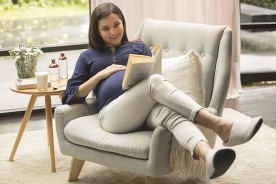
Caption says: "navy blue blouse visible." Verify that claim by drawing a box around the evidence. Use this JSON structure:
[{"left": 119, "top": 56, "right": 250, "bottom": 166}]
[{"left": 62, "top": 41, "right": 152, "bottom": 111}]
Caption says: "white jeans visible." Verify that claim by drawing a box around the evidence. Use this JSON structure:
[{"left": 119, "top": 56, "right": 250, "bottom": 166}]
[{"left": 98, "top": 74, "right": 207, "bottom": 155}]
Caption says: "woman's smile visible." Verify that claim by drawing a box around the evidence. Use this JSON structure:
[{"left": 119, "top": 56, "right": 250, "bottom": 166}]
[{"left": 98, "top": 13, "right": 124, "bottom": 48}]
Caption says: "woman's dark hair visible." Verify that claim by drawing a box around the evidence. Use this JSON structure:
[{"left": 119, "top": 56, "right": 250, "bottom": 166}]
[{"left": 89, "top": 3, "right": 128, "bottom": 50}]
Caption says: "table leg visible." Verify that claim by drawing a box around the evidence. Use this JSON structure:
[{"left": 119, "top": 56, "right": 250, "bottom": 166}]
[
  {"left": 9, "top": 95, "right": 37, "bottom": 161},
  {"left": 45, "top": 95, "right": 56, "bottom": 172},
  {"left": 58, "top": 94, "right": 63, "bottom": 101}
]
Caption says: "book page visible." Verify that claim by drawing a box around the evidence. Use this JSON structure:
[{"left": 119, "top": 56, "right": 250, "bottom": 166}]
[
  {"left": 122, "top": 54, "right": 155, "bottom": 89},
  {"left": 124, "top": 62, "right": 155, "bottom": 88}
]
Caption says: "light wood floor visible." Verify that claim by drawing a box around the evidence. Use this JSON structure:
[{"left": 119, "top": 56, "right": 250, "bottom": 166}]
[{"left": 0, "top": 85, "right": 275, "bottom": 134}]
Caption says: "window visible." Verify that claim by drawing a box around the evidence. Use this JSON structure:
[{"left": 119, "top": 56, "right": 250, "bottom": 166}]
[
  {"left": 240, "top": 0, "right": 276, "bottom": 83},
  {"left": 0, "top": 0, "right": 89, "bottom": 51},
  {"left": 0, "top": 0, "right": 90, "bottom": 114}
]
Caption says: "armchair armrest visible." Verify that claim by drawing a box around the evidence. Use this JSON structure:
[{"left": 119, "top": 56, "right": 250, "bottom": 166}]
[
  {"left": 55, "top": 97, "right": 98, "bottom": 127},
  {"left": 54, "top": 97, "right": 98, "bottom": 146}
]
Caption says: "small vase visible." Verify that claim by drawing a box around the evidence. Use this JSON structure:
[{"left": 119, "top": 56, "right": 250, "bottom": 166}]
[{"left": 15, "top": 56, "right": 37, "bottom": 79}]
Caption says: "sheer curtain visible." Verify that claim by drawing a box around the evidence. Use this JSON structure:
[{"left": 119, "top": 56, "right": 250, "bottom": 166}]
[{"left": 91, "top": 0, "right": 242, "bottom": 98}]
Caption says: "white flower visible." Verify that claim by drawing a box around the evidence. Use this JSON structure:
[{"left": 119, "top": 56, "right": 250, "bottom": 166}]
[
  {"left": 27, "top": 37, "right": 33, "bottom": 43},
  {"left": 9, "top": 38, "right": 43, "bottom": 60}
]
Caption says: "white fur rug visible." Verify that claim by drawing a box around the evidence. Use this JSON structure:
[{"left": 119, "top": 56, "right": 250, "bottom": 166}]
[{"left": 0, "top": 108, "right": 276, "bottom": 184}]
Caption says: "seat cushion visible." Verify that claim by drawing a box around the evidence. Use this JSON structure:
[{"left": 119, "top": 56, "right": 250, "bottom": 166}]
[{"left": 64, "top": 114, "right": 153, "bottom": 159}]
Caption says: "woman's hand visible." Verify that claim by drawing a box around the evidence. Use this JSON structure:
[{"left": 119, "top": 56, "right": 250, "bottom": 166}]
[
  {"left": 76, "top": 64, "right": 126, "bottom": 98},
  {"left": 97, "top": 64, "right": 126, "bottom": 80}
]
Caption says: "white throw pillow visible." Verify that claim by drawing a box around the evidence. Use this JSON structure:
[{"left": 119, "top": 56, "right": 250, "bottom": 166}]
[
  {"left": 164, "top": 51, "right": 210, "bottom": 178},
  {"left": 162, "top": 50, "right": 205, "bottom": 106}
]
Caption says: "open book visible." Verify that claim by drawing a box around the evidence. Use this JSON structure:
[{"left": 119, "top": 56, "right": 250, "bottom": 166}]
[{"left": 122, "top": 44, "right": 162, "bottom": 90}]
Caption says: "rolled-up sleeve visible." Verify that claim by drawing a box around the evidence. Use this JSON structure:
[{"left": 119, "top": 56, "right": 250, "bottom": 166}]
[
  {"left": 62, "top": 54, "right": 90, "bottom": 104},
  {"left": 142, "top": 42, "right": 152, "bottom": 57}
]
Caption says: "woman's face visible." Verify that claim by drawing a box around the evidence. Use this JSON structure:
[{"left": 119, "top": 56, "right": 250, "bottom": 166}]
[{"left": 98, "top": 13, "right": 124, "bottom": 48}]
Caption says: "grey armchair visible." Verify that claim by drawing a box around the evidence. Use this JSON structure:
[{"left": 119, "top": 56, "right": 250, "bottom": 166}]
[{"left": 55, "top": 19, "right": 232, "bottom": 183}]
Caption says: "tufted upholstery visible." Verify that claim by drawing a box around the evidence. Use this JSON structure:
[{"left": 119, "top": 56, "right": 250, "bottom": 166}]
[
  {"left": 135, "top": 19, "right": 232, "bottom": 115},
  {"left": 55, "top": 19, "right": 232, "bottom": 182}
]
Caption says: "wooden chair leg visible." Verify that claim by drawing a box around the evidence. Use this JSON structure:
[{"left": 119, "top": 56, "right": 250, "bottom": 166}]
[
  {"left": 145, "top": 176, "right": 158, "bottom": 184},
  {"left": 68, "top": 158, "right": 85, "bottom": 182}
]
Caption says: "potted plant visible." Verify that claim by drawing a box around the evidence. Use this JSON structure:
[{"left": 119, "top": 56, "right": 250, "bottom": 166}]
[{"left": 9, "top": 37, "right": 43, "bottom": 79}]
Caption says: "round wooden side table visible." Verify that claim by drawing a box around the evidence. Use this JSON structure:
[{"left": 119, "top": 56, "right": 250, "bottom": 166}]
[{"left": 9, "top": 80, "right": 66, "bottom": 172}]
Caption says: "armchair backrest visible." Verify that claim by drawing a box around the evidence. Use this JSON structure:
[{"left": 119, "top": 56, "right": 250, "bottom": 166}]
[{"left": 134, "top": 19, "right": 232, "bottom": 115}]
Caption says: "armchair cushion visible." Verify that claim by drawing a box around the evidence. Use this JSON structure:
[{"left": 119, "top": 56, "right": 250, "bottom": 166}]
[
  {"left": 161, "top": 50, "right": 210, "bottom": 178},
  {"left": 64, "top": 114, "right": 152, "bottom": 159},
  {"left": 162, "top": 50, "right": 205, "bottom": 106}
]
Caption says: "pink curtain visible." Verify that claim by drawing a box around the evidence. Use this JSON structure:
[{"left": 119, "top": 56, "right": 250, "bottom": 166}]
[{"left": 91, "top": 0, "right": 242, "bottom": 98}]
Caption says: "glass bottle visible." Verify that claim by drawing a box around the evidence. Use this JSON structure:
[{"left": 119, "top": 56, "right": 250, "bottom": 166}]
[
  {"left": 48, "top": 59, "right": 59, "bottom": 82},
  {"left": 58, "top": 52, "right": 68, "bottom": 79}
]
